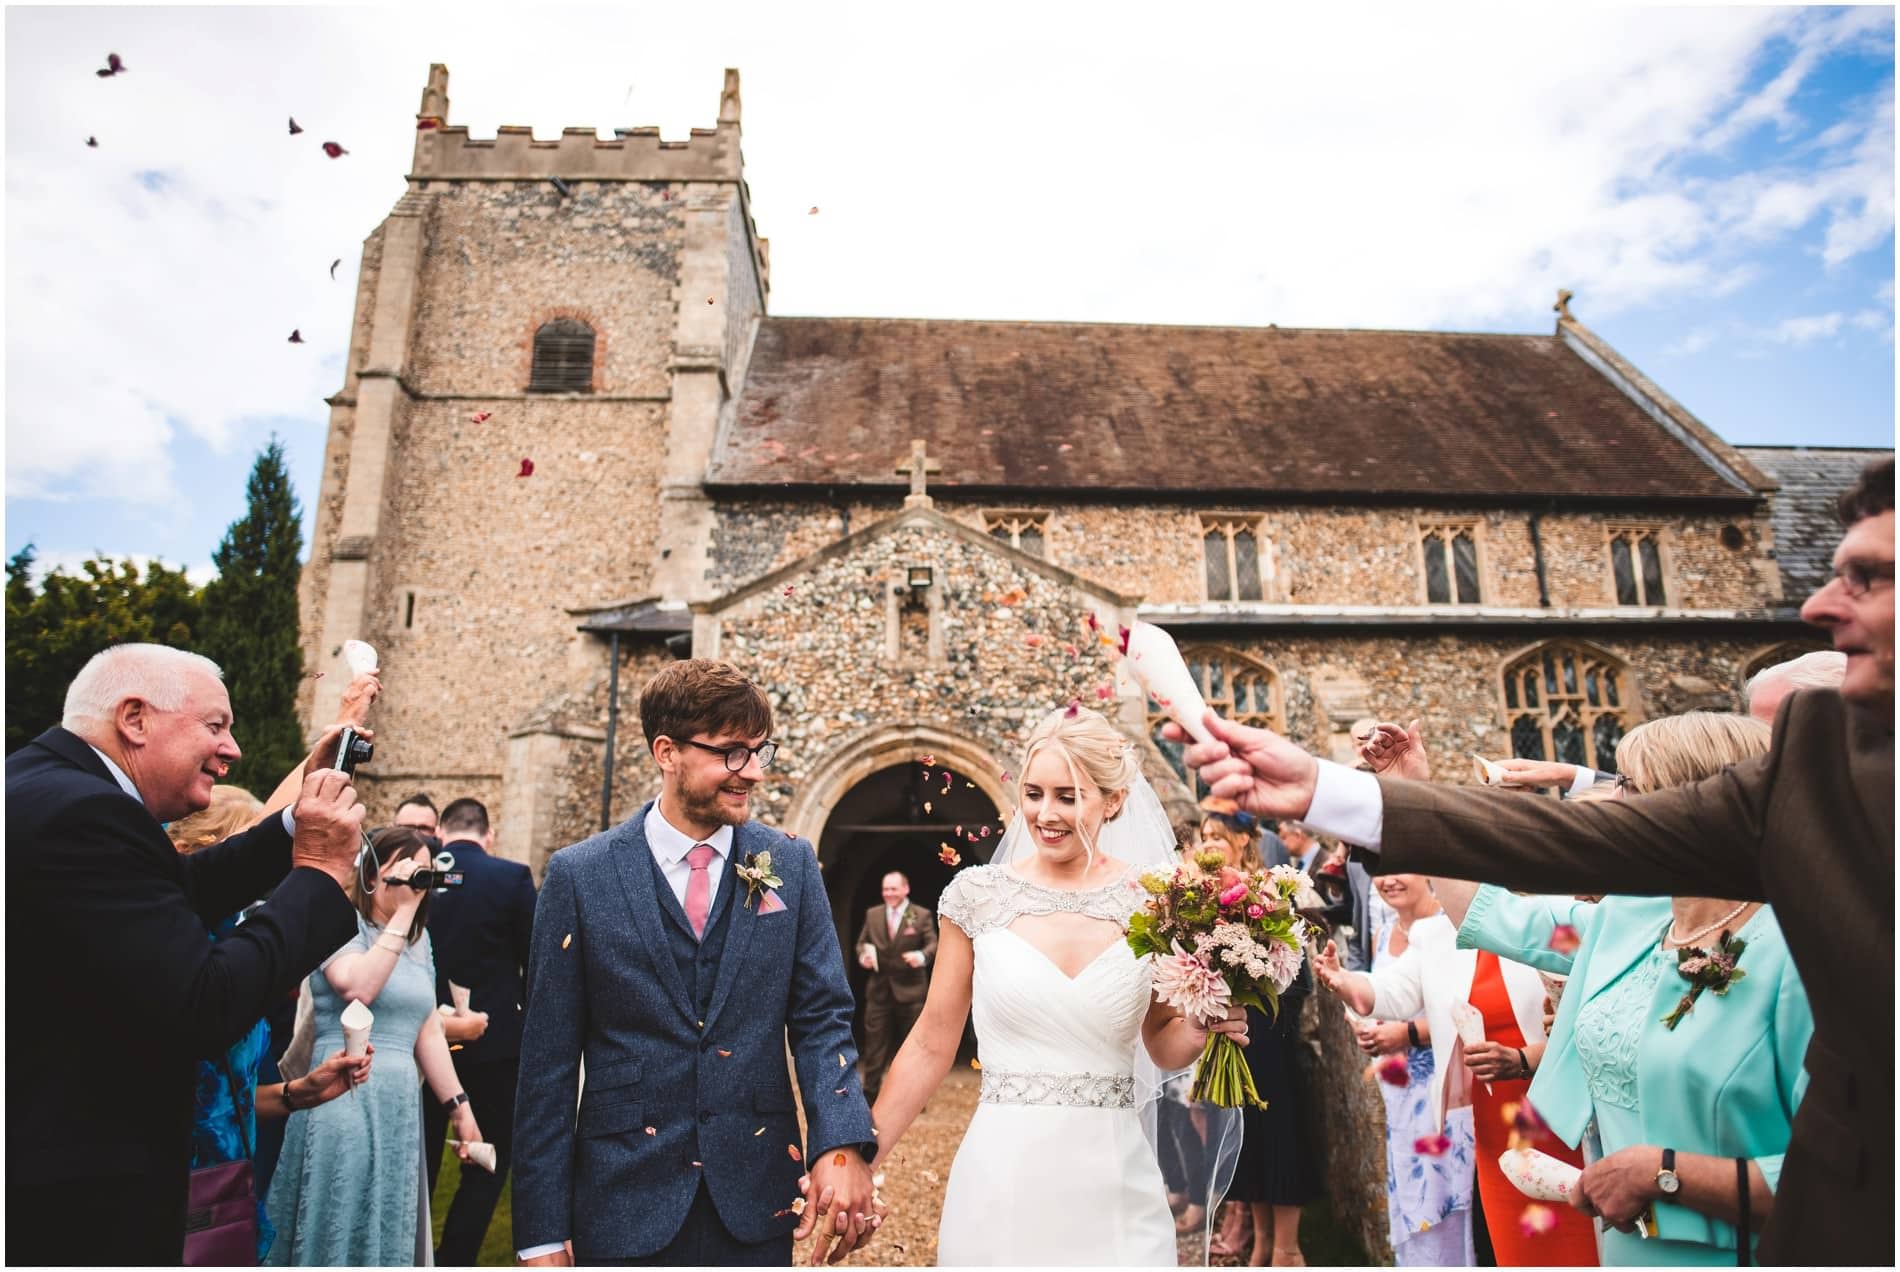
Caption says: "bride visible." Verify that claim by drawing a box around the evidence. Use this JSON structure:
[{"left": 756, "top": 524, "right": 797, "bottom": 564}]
[{"left": 868, "top": 705, "right": 1250, "bottom": 1265}]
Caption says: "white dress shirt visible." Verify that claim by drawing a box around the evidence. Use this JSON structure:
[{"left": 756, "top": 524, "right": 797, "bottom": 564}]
[
  {"left": 644, "top": 802, "right": 734, "bottom": 909},
  {"left": 517, "top": 805, "right": 736, "bottom": 1261},
  {"left": 1305, "top": 757, "right": 1604, "bottom": 852}
]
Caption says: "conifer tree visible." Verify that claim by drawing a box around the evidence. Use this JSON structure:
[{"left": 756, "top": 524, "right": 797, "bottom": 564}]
[{"left": 200, "top": 438, "right": 306, "bottom": 794}]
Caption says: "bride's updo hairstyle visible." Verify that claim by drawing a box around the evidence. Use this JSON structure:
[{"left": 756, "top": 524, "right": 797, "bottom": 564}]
[{"left": 1017, "top": 705, "right": 1140, "bottom": 866}]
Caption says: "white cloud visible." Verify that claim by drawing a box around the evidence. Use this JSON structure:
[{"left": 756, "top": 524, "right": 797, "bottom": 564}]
[
  {"left": 1770, "top": 313, "right": 1845, "bottom": 344},
  {"left": 3, "top": 3, "right": 1893, "bottom": 511}
]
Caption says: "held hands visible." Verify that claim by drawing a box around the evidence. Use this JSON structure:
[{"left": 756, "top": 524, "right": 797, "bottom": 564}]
[
  {"left": 794, "top": 1147, "right": 880, "bottom": 1265},
  {"left": 1161, "top": 711, "right": 1320, "bottom": 820},
  {"left": 1572, "top": 1146, "right": 1664, "bottom": 1232},
  {"left": 1355, "top": 720, "right": 1430, "bottom": 781}
]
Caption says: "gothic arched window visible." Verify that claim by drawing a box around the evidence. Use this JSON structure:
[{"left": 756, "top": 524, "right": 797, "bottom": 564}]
[
  {"left": 1149, "top": 646, "right": 1285, "bottom": 795},
  {"left": 528, "top": 318, "right": 595, "bottom": 393},
  {"left": 1499, "top": 641, "right": 1639, "bottom": 772}
]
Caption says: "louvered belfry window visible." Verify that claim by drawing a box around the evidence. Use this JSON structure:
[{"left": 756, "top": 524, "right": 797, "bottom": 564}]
[{"left": 529, "top": 319, "right": 595, "bottom": 393}]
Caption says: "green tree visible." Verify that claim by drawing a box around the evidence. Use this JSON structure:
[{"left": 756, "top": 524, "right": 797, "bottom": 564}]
[
  {"left": 5, "top": 546, "right": 204, "bottom": 753},
  {"left": 200, "top": 438, "right": 307, "bottom": 795}
]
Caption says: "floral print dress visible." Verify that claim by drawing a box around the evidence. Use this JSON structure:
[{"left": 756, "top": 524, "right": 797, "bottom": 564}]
[{"left": 1371, "top": 906, "right": 1476, "bottom": 1266}]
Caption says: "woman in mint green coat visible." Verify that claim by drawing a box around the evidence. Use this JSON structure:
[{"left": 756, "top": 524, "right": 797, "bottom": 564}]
[{"left": 1436, "top": 714, "right": 1812, "bottom": 1266}]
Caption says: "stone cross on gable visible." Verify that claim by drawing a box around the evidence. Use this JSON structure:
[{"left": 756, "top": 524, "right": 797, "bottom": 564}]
[{"left": 897, "top": 438, "right": 941, "bottom": 509}]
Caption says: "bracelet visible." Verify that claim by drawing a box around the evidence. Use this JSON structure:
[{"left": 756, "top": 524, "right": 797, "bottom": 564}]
[
  {"left": 1406, "top": 1021, "right": 1422, "bottom": 1049},
  {"left": 442, "top": 1091, "right": 470, "bottom": 1113},
  {"left": 1515, "top": 1048, "right": 1532, "bottom": 1078},
  {"left": 283, "top": 1079, "right": 304, "bottom": 1111},
  {"left": 376, "top": 934, "right": 406, "bottom": 954}
]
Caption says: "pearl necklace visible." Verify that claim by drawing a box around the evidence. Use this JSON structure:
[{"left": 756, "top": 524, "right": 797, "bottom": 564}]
[{"left": 1662, "top": 900, "right": 1752, "bottom": 948}]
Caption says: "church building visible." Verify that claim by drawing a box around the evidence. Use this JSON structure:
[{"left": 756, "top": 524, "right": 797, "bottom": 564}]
[{"left": 302, "top": 64, "right": 1843, "bottom": 947}]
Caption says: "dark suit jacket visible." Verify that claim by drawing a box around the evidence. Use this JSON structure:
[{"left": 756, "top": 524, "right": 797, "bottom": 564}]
[
  {"left": 1372, "top": 690, "right": 1892, "bottom": 1266},
  {"left": 5, "top": 727, "right": 357, "bottom": 1257},
  {"left": 512, "top": 805, "right": 875, "bottom": 1257},
  {"left": 852, "top": 902, "right": 938, "bottom": 1005},
  {"left": 428, "top": 837, "right": 537, "bottom": 1065}
]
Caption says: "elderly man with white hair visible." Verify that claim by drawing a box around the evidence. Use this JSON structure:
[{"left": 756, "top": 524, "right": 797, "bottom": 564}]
[{"left": 7, "top": 642, "right": 368, "bottom": 1266}]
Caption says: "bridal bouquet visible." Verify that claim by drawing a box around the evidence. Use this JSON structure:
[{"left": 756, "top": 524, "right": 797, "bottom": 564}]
[{"left": 1127, "top": 853, "right": 1310, "bottom": 1109}]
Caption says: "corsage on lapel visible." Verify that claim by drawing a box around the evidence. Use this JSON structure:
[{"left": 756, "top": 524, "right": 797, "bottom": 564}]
[
  {"left": 737, "top": 851, "right": 785, "bottom": 913},
  {"left": 1661, "top": 929, "right": 1747, "bottom": 1030}
]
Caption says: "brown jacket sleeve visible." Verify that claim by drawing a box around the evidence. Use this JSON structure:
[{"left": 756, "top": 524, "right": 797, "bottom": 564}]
[
  {"left": 914, "top": 906, "right": 938, "bottom": 966},
  {"left": 1377, "top": 749, "right": 1773, "bottom": 902}
]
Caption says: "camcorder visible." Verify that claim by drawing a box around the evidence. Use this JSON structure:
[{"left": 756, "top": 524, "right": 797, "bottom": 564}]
[{"left": 332, "top": 725, "right": 374, "bottom": 778}]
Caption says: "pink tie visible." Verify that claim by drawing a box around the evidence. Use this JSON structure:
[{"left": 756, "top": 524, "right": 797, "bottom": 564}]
[
  {"left": 685, "top": 843, "right": 717, "bottom": 939},
  {"left": 888, "top": 907, "right": 901, "bottom": 938}
]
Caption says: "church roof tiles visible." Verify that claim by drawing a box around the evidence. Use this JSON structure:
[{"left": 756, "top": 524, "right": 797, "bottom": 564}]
[{"left": 709, "top": 317, "right": 1758, "bottom": 503}]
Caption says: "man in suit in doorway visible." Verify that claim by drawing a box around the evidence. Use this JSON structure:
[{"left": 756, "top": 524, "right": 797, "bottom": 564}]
[{"left": 853, "top": 871, "right": 938, "bottom": 1103}]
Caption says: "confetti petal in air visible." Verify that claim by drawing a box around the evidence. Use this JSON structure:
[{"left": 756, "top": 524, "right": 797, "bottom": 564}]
[
  {"left": 978, "top": 826, "right": 990, "bottom": 838},
  {"left": 288, "top": 117, "right": 303, "bottom": 136},
  {"left": 329, "top": 258, "right": 341, "bottom": 280},
  {"left": 754, "top": 1126, "right": 765, "bottom": 1136},
  {"left": 839, "top": 1053, "right": 848, "bottom": 1069},
  {"left": 808, "top": 206, "right": 819, "bottom": 215},
  {"left": 787, "top": 1144, "right": 802, "bottom": 1162},
  {"left": 706, "top": 296, "right": 716, "bottom": 305},
  {"left": 1548, "top": 924, "right": 1581, "bottom": 955},
  {"left": 1023, "top": 634, "right": 1044, "bottom": 648},
  {"left": 970, "top": 1058, "right": 982, "bottom": 1070},
  {"left": 449, "top": 1043, "right": 463, "bottom": 1051},
  {"left": 287, "top": 330, "right": 304, "bottom": 343},
  {"left": 938, "top": 845, "right": 961, "bottom": 866},
  {"left": 1095, "top": 682, "right": 1114, "bottom": 701},
  {"left": 96, "top": 52, "right": 126, "bottom": 77},
  {"left": 1370, "top": 1054, "right": 1410, "bottom": 1087},
  {"left": 782, "top": 586, "right": 794, "bottom": 597},
  {"left": 517, "top": 458, "right": 535, "bottom": 478},
  {"left": 561, "top": 933, "right": 572, "bottom": 949},
  {"left": 86, "top": 136, "right": 99, "bottom": 148},
  {"left": 1000, "top": 587, "right": 1027, "bottom": 605},
  {"left": 416, "top": 118, "right": 440, "bottom": 131},
  {"left": 717, "top": 1049, "right": 732, "bottom": 1057},
  {"left": 471, "top": 411, "right": 492, "bottom": 424},
  {"left": 321, "top": 141, "right": 348, "bottom": 158},
  {"left": 1063, "top": 642, "right": 1079, "bottom": 658},
  {"left": 921, "top": 753, "right": 935, "bottom": 767},
  {"left": 833, "top": 1152, "right": 847, "bottom": 1167},
  {"left": 1518, "top": 1204, "right": 1558, "bottom": 1238},
  {"left": 1064, "top": 699, "right": 1081, "bottom": 717},
  {"left": 645, "top": 1126, "right": 657, "bottom": 1136},
  {"left": 1413, "top": 1134, "right": 1452, "bottom": 1157},
  {"left": 923, "top": 801, "right": 932, "bottom": 813}
]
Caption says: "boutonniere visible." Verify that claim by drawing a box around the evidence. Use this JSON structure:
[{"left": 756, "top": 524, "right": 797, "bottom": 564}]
[
  {"left": 1661, "top": 929, "right": 1748, "bottom": 1030},
  {"left": 736, "top": 851, "right": 784, "bottom": 911}
]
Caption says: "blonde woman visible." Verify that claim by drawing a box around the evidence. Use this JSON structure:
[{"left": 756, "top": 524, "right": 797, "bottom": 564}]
[{"left": 869, "top": 705, "right": 1250, "bottom": 1265}]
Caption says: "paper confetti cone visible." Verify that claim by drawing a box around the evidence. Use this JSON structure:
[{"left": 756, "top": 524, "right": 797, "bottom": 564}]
[
  {"left": 451, "top": 1140, "right": 498, "bottom": 1173},
  {"left": 343, "top": 639, "right": 380, "bottom": 676},
  {"left": 1469, "top": 752, "right": 1508, "bottom": 785},
  {"left": 341, "top": 999, "right": 374, "bottom": 1057},
  {"left": 1498, "top": 1147, "right": 1581, "bottom": 1202},
  {"left": 449, "top": 982, "right": 471, "bottom": 1013},
  {"left": 1112, "top": 619, "right": 1214, "bottom": 745},
  {"left": 1450, "top": 1000, "right": 1492, "bottom": 1094}
]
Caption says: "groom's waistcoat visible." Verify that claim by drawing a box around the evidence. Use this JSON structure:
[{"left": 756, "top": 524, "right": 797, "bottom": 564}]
[{"left": 648, "top": 848, "right": 736, "bottom": 1017}]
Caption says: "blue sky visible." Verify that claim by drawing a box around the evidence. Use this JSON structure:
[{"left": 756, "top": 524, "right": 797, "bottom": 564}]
[{"left": 6, "top": 4, "right": 1893, "bottom": 584}]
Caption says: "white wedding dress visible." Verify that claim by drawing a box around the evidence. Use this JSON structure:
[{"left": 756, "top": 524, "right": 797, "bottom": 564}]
[{"left": 935, "top": 866, "right": 1177, "bottom": 1266}]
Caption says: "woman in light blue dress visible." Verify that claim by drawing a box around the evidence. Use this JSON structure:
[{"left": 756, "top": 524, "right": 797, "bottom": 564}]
[
  {"left": 1362, "top": 879, "right": 1475, "bottom": 1266},
  {"left": 266, "top": 828, "right": 486, "bottom": 1266}
]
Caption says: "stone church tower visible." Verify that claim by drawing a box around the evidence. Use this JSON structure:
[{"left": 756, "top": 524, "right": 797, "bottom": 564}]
[{"left": 302, "top": 65, "right": 769, "bottom": 857}]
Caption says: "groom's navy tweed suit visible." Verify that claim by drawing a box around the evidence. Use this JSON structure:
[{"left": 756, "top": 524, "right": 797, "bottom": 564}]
[{"left": 513, "top": 804, "right": 875, "bottom": 1261}]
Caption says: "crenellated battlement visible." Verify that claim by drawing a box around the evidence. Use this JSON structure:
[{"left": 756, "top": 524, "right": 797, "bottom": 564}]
[{"left": 408, "top": 65, "right": 745, "bottom": 184}]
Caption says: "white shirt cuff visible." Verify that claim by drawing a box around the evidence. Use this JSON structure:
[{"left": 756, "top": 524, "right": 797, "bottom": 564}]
[
  {"left": 518, "top": 1243, "right": 567, "bottom": 1260},
  {"left": 1304, "top": 759, "right": 1384, "bottom": 850},
  {"left": 1565, "top": 766, "right": 1600, "bottom": 797},
  {"left": 281, "top": 806, "right": 297, "bottom": 836}
]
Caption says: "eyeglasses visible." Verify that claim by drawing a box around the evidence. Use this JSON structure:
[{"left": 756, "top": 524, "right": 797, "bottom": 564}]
[
  {"left": 1830, "top": 560, "right": 1895, "bottom": 599},
  {"left": 676, "top": 737, "right": 778, "bottom": 772}
]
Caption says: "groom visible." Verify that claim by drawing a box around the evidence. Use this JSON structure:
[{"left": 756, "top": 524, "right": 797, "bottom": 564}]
[{"left": 513, "top": 660, "right": 878, "bottom": 1265}]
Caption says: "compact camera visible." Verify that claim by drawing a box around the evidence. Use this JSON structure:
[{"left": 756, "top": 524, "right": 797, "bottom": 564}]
[
  {"left": 387, "top": 866, "right": 465, "bottom": 891},
  {"left": 332, "top": 725, "right": 374, "bottom": 778}
]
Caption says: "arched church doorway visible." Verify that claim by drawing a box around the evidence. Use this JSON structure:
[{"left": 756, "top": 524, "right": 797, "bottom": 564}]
[{"left": 817, "top": 758, "right": 1003, "bottom": 1056}]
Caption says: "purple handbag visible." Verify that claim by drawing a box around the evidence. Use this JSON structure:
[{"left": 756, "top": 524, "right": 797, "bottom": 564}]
[{"left": 184, "top": 1059, "right": 258, "bottom": 1266}]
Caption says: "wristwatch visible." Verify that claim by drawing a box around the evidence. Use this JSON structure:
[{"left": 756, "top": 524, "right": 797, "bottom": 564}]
[
  {"left": 442, "top": 1091, "right": 470, "bottom": 1113},
  {"left": 1655, "top": 1147, "right": 1681, "bottom": 1196}
]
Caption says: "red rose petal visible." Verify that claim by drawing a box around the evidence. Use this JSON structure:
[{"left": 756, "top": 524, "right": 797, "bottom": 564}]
[
  {"left": 287, "top": 329, "right": 304, "bottom": 343},
  {"left": 787, "top": 1144, "right": 802, "bottom": 1162},
  {"left": 288, "top": 117, "right": 303, "bottom": 136},
  {"left": 321, "top": 141, "right": 348, "bottom": 158},
  {"left": 1548, "top": 924, "right": 1581, "bottom": 955},
  {"left": 1413, "top": 1133, "right": 1452, "bottom": 1157},
  {"left": 471, "top": 411, "right": 493, "bottom": 424},
  {"left": 517, "top": 458, "right": 534, "bottom": 477}
]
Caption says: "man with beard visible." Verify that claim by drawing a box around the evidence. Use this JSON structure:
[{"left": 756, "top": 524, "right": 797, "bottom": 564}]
[{"left": 514, "top": 660, "right": 879, "bottom": 1266}]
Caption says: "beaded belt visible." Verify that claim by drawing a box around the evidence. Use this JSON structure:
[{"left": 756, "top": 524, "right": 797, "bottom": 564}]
[{"left": 978, "top": 1067, "right": 1136, "bottom": 1109}]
